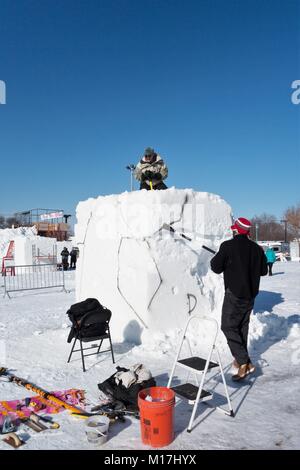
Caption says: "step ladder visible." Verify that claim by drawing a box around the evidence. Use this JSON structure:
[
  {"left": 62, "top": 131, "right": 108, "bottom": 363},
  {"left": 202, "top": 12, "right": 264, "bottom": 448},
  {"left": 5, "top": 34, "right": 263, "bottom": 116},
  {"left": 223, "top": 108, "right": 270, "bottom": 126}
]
[
  {"left": 1, "top": 241, "right": 15, "bottom": 277},
  {"left": 167, "top": 315, "right": 234, "bottom": 433}
]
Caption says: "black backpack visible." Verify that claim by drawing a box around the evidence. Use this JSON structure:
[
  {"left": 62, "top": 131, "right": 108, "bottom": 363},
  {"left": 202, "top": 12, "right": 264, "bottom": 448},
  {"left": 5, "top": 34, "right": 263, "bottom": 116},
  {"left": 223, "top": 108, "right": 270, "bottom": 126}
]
[
  {"left": 67, "top": 298, "right": 112, "bottom": 343},
  {"left": 98, "top": 366, "right": 156, "bottom": 410}
]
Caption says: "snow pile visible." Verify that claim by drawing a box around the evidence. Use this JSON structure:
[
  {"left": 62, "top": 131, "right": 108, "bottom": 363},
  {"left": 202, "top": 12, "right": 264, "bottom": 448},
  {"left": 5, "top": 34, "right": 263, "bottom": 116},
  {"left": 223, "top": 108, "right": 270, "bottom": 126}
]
[
  {"left": 75, "top": 188, "right": 233, "bottom": 350},
  {"left": 249, "top": 311, "right": 300, "bottom": 350},
  {"left": 0, "top": 226, "right": 37, "bottom": 259}
]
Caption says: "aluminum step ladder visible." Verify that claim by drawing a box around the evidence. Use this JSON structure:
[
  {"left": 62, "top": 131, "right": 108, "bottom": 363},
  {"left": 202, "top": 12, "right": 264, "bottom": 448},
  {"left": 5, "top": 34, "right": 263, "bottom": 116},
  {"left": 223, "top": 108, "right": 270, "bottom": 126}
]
[{"left": 167, "top": 315, "right": 234, "bottom": 432}]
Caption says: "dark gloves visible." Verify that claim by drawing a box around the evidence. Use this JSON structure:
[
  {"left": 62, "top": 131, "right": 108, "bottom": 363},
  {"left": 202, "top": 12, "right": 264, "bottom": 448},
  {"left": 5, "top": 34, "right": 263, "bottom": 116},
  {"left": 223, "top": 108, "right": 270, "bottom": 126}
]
[
  {"left": 143, "top": 170, "right": 154, "bottom": 179},
  {"left": 143, "top": 171, "right": 162, "bottom": 180}
]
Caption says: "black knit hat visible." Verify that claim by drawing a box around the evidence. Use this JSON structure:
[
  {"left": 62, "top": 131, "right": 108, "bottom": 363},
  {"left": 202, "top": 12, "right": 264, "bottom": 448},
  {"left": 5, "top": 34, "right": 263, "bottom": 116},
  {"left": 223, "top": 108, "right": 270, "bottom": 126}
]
[{"left": 144, "top": 147, "right": 155, "bottom": 156}]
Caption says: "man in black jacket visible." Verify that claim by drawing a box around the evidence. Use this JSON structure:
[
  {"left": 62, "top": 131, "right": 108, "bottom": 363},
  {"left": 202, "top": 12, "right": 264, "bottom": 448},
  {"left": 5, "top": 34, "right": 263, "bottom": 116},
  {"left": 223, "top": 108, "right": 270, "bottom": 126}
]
[
  {"left": 211, "top": 217, "right": 268, "bottom": 381},
  {"left": 60, "top": 247, "right": 70, "bottom": 271},
  {"left": 70, "top": 248, "right": 78, "bottom": 269}
]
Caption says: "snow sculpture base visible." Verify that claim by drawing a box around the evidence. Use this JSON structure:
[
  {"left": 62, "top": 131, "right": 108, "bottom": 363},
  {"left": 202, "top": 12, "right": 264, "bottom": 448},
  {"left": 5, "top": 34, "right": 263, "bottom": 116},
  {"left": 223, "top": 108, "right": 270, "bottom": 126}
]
[{"left": 75, "top": 188, "right": 232, "bottom": 345}]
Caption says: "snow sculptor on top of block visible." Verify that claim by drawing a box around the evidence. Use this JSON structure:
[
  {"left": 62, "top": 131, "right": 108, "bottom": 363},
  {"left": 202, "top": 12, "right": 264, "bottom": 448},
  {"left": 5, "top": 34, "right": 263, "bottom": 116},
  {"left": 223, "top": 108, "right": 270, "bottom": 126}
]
[{"left": 75, "top": 188, "right": 232, "bottom": 348}]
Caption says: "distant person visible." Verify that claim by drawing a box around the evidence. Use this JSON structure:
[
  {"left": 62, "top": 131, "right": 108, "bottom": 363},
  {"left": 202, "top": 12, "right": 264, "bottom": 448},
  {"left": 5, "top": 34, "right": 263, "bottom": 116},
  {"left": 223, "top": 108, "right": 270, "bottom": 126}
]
[
  {"left": 210, "top": 217, "right": 268, "bottom": 382},
  {"left": 61, "top": 247, "right": 70, "bottom": 271},
  {"left": 70, "top": 248, "right": 78, "bottom": 269},
  {"left": 134, "top": 147, "right": 168, "bottom": 190},
  {"left": 265, "top": 247, "right": 276, "bottom": 276},
  {"left": 278, "top": 252, "right": 287, "bottom": 262}
]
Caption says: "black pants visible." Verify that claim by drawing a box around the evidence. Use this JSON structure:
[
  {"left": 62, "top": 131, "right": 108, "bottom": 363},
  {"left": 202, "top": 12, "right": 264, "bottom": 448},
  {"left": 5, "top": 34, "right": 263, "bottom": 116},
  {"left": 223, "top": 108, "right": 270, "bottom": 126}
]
[
  {"left": 62, "top": 258, "right": 69, "bottom": 270},
  {"left": 70, "top": 257, "right": 77, "bottom": 269},
  {"left": 267, "top": 262, "right": 273, "bottom": 276},
  {"left": 221, "top": 289, "right": 254, "bottom": 366},
  {"left": 140, "top": 181, "right": 168, "bottom": 190}
]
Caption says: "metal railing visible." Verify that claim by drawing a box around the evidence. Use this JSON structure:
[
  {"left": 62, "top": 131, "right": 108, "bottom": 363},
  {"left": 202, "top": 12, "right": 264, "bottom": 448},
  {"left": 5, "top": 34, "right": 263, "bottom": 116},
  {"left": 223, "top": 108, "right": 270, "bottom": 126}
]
[{"left": 3, "top": 264, "right": 67, "bottom": 298}]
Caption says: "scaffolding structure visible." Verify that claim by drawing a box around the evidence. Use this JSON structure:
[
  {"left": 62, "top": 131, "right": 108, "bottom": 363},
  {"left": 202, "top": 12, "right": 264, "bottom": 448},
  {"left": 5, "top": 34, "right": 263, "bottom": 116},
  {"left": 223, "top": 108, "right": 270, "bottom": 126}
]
[{"left": 15, "top": 209, "right": 71, "bottom": 241}]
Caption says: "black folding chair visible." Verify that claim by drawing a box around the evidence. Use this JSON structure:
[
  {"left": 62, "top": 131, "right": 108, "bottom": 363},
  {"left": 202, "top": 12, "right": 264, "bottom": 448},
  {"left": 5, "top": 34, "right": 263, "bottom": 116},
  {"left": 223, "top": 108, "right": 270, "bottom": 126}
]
[{"left": 67, "top": 310, "right": 115, "bottom": 372}]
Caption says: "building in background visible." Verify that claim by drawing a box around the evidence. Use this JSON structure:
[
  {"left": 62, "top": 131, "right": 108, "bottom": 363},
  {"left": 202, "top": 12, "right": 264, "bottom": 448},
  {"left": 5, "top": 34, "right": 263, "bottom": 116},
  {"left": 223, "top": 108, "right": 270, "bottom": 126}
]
[{"left": 15, "top": 209, "right": 71, "bottom": 241}]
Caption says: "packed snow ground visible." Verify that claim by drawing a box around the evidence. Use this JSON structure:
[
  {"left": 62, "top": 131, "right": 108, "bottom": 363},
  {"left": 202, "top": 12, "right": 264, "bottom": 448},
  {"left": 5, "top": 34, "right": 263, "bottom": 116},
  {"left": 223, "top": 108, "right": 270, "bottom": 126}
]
[{"left": 0, "top": 262, "right": 300, "bottom": 450}]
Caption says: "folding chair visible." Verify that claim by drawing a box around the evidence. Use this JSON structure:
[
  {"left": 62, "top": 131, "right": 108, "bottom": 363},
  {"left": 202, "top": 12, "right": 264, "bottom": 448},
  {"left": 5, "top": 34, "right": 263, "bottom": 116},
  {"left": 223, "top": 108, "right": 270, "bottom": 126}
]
[
  {"left": 167, "top": 315, "right": 234, "bottom": 432},
  {"left": 67, "top": 310, "right": 115, "bottom": 372}
]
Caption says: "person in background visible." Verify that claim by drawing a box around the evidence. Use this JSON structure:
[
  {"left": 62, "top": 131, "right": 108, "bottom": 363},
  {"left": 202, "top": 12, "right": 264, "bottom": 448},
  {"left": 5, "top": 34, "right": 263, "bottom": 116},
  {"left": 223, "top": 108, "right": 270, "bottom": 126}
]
[
  {"left": 61, "top": 247, "right": 70, "bottom": 271},
  {"left": 70, "top": 247, "right": 78, "bottom": 269},
  {"left": 265, "top": 246, "right": 276, "bottom": 276},
  {"left": 134, "top": 147, "right": 168, "bottom": 190},
  {"left": 210, "top": 217, "right": 268, "bottom": 381}
]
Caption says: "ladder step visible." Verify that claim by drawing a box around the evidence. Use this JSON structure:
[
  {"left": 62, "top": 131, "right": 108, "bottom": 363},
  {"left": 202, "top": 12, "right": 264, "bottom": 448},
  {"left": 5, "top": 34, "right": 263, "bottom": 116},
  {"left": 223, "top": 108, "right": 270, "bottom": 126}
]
[
  {"left": 177, "top": 356, "right": 218, "bottom": 372},
  {"left": 172, "top": 383, "right": 213, "bottom": 402}
]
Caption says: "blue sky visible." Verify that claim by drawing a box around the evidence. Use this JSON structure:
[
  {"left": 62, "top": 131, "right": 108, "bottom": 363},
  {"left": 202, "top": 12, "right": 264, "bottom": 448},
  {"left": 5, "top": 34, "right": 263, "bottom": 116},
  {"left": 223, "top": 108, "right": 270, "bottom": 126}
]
[{"left": 0, "top": 0, "right": 299, "bottom": 223}]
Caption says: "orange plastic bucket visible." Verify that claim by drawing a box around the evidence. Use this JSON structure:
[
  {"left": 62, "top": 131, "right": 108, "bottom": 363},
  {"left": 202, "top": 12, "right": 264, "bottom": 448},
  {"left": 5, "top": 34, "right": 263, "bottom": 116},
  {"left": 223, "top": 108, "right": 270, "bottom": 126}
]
[{"left": 138, "top": 386, "right": 175, "bottom": 448}]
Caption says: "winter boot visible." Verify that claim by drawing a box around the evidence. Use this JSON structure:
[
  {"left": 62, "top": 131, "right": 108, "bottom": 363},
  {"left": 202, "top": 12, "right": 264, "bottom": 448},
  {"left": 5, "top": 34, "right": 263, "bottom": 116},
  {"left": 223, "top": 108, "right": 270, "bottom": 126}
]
[
  {"left": 232, "top": 364, "right": 249, "bottom": 382},
  {"left": 247, "top": 362, "right": 256, "bottom": 374}
]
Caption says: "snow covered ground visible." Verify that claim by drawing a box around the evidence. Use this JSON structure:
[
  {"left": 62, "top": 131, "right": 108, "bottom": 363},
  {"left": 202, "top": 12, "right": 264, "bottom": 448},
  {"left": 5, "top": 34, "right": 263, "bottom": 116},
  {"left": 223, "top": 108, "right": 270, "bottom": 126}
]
[{"left": 0, "top": 262, "right": 300, "bottom": 450}]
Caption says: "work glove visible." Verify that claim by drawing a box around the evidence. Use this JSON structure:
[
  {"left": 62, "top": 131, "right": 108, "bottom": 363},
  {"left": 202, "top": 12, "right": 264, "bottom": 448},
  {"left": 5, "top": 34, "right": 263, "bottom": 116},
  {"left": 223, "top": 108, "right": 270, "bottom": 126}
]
[
  {"left": 151, "top": 173, "right": 162, "bottom": 181},
  {"left": 143, "top": 170, "right": 154, "bottom": 180}
]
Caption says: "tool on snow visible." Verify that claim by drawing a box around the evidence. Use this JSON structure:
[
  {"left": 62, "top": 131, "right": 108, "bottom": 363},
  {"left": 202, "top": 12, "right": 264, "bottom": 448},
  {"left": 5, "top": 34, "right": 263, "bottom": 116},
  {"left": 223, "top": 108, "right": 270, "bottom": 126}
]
[
  {"left": 0, "top": 399, "right": 57, "bottom": 432},
  {"left": 0, "top": 368, "right": 86, "bottom": 417},
  {"left": 92, "top": 401, "right": 139, "bottom": 419},
  {"left": 32, "top": 413, "right": 60, "bottom": 429},
  {"left": 3, "top": 432, "right": 25, "bottom": 448},
  {"left": 0, "top": 416, "right": 16, "bottom": 434},
  {"left": 0, "top": 367, "right": 130, "bottom": 421},
  {"left": 23, "top": 415, "right": 48, "bottom": 432},
  {"left": 83, "top": 403, "right": 139, "bottom": 423}
]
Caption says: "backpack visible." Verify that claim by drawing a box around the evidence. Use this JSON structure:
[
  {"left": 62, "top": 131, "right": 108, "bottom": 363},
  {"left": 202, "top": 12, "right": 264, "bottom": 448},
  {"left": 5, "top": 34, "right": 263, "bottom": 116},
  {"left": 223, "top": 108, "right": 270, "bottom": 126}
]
[
  {"left": 98, "top": 366, "right": 156, "bottom": 410},
  {"left": 67, "top": 298, "right": 112, "bottom": 343}
]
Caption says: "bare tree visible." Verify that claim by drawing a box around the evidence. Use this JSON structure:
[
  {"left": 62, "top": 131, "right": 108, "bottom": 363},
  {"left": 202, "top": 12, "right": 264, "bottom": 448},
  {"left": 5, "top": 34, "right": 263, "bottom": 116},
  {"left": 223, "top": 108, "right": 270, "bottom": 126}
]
[
  {"left": 284, "top": 203, "right": 300, "bottom": 240},
  {"left": 251, "top": 214, "right": 284, "bottom": 241},
  {"left": 5, "top": 215, "right": 22, "bottom": 228},
  {"left": 0, "top": 214, "right": 6, "bottom": 229}
]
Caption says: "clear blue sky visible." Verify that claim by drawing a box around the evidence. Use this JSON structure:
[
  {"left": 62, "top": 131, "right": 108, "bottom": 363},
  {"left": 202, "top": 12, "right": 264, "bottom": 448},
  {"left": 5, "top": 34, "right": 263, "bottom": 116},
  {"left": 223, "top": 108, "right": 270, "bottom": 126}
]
[{"left": 0, "top": 0, "right": 299, "bottom": 223}]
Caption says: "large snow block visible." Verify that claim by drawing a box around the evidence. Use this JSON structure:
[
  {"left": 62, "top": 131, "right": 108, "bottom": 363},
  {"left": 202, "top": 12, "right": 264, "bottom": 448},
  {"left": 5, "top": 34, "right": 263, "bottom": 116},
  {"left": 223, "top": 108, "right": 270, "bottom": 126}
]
[{"left": 75, "top": 189, "right": 232, "bottom": 344}]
